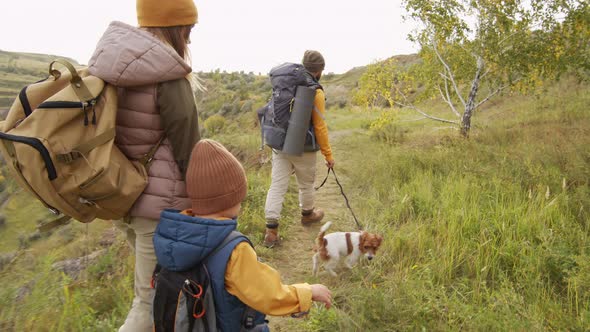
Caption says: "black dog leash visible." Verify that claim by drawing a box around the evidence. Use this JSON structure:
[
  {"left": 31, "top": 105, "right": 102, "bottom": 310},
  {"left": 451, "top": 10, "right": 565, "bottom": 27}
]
[{"left": 315, "top": 168, "right": 363, "bottom": 231}]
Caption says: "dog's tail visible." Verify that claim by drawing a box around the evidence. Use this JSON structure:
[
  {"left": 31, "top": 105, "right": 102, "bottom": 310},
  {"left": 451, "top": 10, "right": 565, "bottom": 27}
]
[
  {"left": 320, "top": 221, "right": 332, "bottom": 233},
  {"left": 316, "top": 221, "right": 332, "bottom": 247}
]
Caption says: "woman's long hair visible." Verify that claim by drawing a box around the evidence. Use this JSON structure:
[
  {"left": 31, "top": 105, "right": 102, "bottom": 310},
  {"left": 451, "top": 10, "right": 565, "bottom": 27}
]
[
  {"left": 144, "top": 25, "right": 193, "bottom": 60},
  {"left": 144, "top": 24, "right": 205, "bottom": 91}
]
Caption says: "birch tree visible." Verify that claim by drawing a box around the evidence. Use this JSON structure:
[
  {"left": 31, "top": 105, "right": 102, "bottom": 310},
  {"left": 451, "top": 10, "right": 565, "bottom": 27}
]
[{"left": 356, "top": 0, "right": 588, "bottom": 137}]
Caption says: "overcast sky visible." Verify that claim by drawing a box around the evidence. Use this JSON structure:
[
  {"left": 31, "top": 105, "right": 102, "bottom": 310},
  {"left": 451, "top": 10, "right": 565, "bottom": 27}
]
[{"left": 0, "top": 1, "right": 418, "bottom": 74}]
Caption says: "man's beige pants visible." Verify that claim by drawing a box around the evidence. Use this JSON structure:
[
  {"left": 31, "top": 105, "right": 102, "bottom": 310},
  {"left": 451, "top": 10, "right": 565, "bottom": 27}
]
[
  {"left": 113, "top": 216, "right": 158, "bottom": 332},
  {"left": 265, "top": 150, "right": 317, "bottom": 221}
]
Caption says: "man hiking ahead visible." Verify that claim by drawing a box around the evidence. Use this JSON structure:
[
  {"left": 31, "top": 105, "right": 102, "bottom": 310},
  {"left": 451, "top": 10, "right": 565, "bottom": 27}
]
[{"left": 263, "top": 50, "right": 335, "bottom": 248}]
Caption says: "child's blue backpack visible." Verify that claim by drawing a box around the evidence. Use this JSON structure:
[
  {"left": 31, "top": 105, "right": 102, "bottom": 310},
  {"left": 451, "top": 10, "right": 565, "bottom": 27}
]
[
  {"left": 152, "top": 262, "right": 218, "bottom": 331},
  {"left": 152, "top": 232, "right": 266, "bottom": 331}
]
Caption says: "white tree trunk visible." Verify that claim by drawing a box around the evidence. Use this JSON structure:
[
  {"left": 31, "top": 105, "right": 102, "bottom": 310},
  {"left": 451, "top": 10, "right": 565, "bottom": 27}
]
[{"left": 461, "top": 57, "right": 484, "bottom": 137}]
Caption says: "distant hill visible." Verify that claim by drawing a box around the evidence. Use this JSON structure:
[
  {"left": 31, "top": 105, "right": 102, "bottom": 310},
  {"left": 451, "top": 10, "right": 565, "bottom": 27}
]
[
  {"left": 0, "top": 50, "right": 79, "bottom": 109},
  {"left": 0, "top": 50, "right": 420, "bottom": 116}
]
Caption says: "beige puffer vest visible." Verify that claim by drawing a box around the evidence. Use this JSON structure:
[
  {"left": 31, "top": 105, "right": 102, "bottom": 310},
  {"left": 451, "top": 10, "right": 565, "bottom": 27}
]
[{"left": 88, "top": 21, "right": 193, "bottom": 220}]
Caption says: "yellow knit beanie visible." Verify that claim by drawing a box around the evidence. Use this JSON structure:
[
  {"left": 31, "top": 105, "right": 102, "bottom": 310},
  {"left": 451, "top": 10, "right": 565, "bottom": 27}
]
[
  {"left": 137, "top": 0, "right": 198, "bottom": 27},
  {"left": 186, "top": 139, "right": 247, "bottom": 215}
]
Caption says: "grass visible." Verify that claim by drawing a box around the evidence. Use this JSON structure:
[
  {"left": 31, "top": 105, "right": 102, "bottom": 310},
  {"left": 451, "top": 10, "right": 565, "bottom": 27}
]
[
  {"left": 0, "top": 75, "right": 588, "bottom": 330},
  {"left": 294, "top": 79, "right": 590, "bottom": 331},
  {"left": 0, "top": 178, "right": 129, "bottom": 331}
]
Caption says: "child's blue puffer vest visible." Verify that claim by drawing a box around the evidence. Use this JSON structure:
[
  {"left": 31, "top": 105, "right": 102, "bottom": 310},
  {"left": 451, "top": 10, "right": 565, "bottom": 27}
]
[{"left": 154, "top": 209, "right": 268, "bottom": 332}]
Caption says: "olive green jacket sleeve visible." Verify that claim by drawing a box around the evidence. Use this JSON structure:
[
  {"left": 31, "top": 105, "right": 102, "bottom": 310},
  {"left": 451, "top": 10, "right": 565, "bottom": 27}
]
[{"left": 157, "top": 78, "right": 201, "bottom": 178}]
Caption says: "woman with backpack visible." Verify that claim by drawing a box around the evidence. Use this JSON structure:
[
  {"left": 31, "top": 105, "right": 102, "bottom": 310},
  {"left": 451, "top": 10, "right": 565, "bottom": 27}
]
[{"left": 87, "top": 0, "right": 200, "bottom": 330}]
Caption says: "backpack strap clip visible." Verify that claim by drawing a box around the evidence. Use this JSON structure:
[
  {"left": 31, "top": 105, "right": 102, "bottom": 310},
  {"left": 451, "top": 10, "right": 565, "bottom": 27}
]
[
  {"left": 241, "top": 306, "right": 258, "bottom": 330},
  {"left": 243, "top": 314, "right": 255, "bottom": 329},
  {"left": 138, "top": 136, "right": 166, "bottom": 170},
  {"left": 56, "top": 151, "right": 82, "bottom": 164},
  {"left": 55, "top": 128, "right": 116, "bottom": 164}
]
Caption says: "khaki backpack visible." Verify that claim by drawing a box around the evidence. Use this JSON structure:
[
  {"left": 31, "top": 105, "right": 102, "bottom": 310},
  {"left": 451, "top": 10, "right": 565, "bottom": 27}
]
[{"left": 0, "top": 59, "right": 157, "bottom": 227}]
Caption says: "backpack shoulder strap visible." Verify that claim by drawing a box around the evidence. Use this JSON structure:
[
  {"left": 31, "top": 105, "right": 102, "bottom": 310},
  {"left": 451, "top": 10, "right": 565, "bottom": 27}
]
[
  {"left": 152, "top": 231, "right": 248, "bottom": 287},
  {"left": 138, "top": 136, "right": 166, "bottom": 170},
  {"left": 206, "top": 231, "right": 251, "bottom": 261},
  {"left": 302, "top": 71, "right": 323, "bottom": 90},
  {"left": 313, "top": 106, "right": 325, "bottom": 120},
  {"left": 206, "top": 231, "right": 265, "bottom": 331}
]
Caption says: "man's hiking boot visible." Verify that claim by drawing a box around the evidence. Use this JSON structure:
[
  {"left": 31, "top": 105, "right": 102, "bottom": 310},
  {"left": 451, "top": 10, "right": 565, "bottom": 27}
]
[
  {"left": 301, "top": 208, "right": 324, "bottom": 225},
  {"left": 263, "top": 222, "right": 280, "bottom": 248}
]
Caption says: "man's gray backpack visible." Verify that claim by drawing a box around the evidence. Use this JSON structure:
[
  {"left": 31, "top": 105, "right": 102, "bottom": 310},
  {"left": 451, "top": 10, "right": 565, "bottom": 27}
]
[{"left": 258, "top": 63, "right": 322, "bottom": 156}]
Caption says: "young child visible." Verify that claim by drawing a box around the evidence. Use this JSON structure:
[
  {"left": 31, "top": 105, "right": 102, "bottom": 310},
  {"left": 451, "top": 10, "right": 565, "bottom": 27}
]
[{"left": 153, "top": 139, "right": 331, "bottom": 331}]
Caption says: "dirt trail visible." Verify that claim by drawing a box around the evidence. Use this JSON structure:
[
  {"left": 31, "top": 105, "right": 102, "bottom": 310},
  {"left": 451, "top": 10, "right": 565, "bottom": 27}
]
[{"left": 265, "top": 129, "right": 359, "bottom": 331}]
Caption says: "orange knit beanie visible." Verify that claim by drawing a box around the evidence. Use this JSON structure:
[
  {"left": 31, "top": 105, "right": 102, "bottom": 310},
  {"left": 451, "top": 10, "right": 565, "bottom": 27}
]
[
  {"left": 186, "top": 139, "right": 247, "bottom": 215},
  {"left": 137, "top": 0, "right": 198, "bottom": 27}
]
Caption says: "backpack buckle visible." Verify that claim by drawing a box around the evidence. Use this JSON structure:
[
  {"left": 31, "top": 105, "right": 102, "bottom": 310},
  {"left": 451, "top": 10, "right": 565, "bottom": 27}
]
[
  {"left": 242, "top": 307, "right": 257, "bottom": 329},
  {"left": 56, "top": 151, "right": 82, "bottom": 164},
  {"left": 244, "top": 316, "right": 255, "bottom": 329},
  {"left": 78, "top": 197, "right": 96, "bottom": 206}
]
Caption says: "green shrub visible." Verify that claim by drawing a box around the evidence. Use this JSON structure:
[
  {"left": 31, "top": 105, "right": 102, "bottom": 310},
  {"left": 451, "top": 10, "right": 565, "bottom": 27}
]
[
  {"left": 369, "top": 110, "right": 407, "bottom": 144},
  {"left": 203, "top": 114, "right": 227, "bottom": 135}
]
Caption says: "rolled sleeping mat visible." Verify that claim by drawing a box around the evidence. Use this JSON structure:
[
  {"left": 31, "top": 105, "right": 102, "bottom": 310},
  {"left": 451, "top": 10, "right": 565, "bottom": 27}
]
[{"left": 282, "top": 85, "right": 316, "bottom": 156}]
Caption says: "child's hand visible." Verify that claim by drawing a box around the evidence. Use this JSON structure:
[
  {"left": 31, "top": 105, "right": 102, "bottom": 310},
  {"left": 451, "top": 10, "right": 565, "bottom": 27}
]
[{"left": 311, "top": 284, "right": 332, "bottom": 309}]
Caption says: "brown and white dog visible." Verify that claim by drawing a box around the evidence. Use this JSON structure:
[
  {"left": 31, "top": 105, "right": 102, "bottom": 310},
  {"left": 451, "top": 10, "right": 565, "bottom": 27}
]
[{"left": 312, "top": 222, "right": 383, "bottom": 276}]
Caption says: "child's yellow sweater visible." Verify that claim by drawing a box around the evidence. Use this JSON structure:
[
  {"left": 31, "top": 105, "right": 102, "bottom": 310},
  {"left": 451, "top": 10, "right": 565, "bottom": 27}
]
[{"left": 181, "top": 210, "right": 312, "bottom": 315}]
